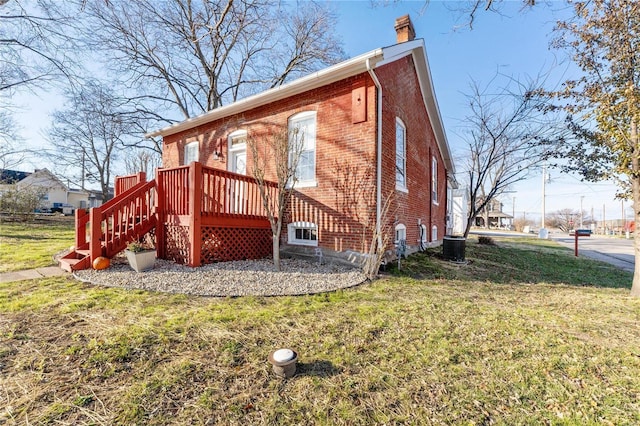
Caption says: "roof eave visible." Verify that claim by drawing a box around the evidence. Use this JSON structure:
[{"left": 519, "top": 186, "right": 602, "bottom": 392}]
[
  {"left": 380, "top": 40, "right": 455, "bottom": 175},
  {"left": 145, "top": 48, "right": 384, "bottom": 139}
]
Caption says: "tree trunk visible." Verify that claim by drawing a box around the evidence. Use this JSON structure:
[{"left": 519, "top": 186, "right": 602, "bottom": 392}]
[
  {"left": 631, "top": 121, "right": 640, "bottom": 297},
  {"left": 463, "top": 214, "right": 473, "bottom": 238},
  {"left": 272, "top": 234, "right": 281, "bottom": 272}
]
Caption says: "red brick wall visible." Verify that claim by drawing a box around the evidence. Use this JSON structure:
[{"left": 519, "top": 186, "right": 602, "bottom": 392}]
[
  {"left": 162, "top": 74, "right": 379, "bottom": 254},
  {"left": 375, "top": 54, "right": 448, "bottom": 245},
  {"left": 161, "top": 56, "right": 449, "bottom": 255}
]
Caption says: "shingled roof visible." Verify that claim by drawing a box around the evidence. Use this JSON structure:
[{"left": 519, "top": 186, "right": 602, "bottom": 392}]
[{"left": 0, "top": 169, "right": 31, "bottom": 184}]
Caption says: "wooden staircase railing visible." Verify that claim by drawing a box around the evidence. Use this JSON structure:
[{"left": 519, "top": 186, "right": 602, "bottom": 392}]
[
  {"left": 90, "top": 179, "right": 156, "bottom": 261},
  {"left": 59, "top": 173, "right": 156, "bottom": 271}
]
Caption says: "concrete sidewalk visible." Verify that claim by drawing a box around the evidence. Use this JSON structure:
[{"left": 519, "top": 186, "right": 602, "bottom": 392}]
[{"left": 0, "top": 266, "right": 68, "bottom": 284}]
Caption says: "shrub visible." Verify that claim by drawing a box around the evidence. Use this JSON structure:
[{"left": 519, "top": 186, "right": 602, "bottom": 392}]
[{"left": 478, "top": 235, "right": 496, "bottom": 245}]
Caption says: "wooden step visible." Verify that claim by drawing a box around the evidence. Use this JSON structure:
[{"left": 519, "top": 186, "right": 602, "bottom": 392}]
[{"left": 59, "top": 250, "right": 91, "bottom": 272}]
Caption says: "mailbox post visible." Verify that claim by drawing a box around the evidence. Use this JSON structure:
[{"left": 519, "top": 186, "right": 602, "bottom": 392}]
[{"left": 574, "top": 229, "right": 591, "bottom": 257}]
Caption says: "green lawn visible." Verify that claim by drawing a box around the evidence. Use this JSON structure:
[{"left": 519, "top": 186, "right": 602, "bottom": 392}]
[
  {"left": 0, "top": 217, "right": 76, "bottom": 272},
  {"left": 1, "top": 226, "right": 639, "bottom": 425}
]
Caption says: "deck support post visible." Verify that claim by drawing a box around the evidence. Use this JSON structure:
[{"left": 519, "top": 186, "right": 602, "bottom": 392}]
[
  {"left": 155, "top": 168, "right": 166, "bottom": 260},
  {"left": 75, "top": 208, "right": 88, "bottom": 248},
  {"left": 89, "top": 207, "right": 101, "bottom": 266},
  {"left": 189, "top": 162, "right": 203, "bottom": 266}
]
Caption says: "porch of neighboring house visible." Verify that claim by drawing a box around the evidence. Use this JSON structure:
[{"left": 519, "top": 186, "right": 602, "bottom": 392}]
[{"left": 59, "top": 162, "right": 277, "bottom": 271}]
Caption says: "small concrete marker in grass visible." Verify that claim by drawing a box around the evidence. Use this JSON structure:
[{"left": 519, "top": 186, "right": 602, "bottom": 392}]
[{"left": 268, "top": 348, "right": 298, "bottom": 378}]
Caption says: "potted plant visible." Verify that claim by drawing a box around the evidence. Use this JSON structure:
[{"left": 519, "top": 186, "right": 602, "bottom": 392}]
[{"left": 124, "top": 241, "right": 156, "bottom": 272}]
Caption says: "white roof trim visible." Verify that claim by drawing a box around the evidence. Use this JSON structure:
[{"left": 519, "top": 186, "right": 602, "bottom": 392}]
[
  {"left": 145, "top": 49, "right": 383, "bottom": 138},
  {"left": 146, "top": 40, "right": 454, "bottom": 174}
]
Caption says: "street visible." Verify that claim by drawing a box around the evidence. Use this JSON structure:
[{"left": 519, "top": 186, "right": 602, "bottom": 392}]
[
  {"left": 552, "top": 233, "right": 635, "bottom": 273},
  {"left": 471, "top": 230, "right": 635, "bottom": 272}
]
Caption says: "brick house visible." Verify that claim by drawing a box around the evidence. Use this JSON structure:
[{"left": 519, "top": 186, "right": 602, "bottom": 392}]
[
  {"left": 148, "top": 15, "right": 455, "bottom": 264},
  {"left": 60, "top": 15, "right": 456, "bottom": 271}
]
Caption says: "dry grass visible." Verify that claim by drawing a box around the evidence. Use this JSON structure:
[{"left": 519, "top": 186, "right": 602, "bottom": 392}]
[{"left": 1, "top": 230, "right": 640, "bottom": 424}]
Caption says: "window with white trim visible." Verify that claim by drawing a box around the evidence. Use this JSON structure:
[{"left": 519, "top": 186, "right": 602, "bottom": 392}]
[
  {"left": 432, "top": 225, "right": 438, "bottom": 241},
  {"left": 395, "top": 223, "right": 406, "bottom": 243},
  {"left": 288, "top": 111, "right": 316, "bottom": 187},
  {"left": 184, "top": 141, "right": 199, "bottom": 165},
  {"left": 396, "top": 118, "right": 407, "bottom": 190},
  {"left": 228, "top": 130, "right": 247, "bottom": 175},
  {"left": 228, "top": 130, "right": 247, "bottom": 149},
  {"left": 431, "top": 156, "right": 438, "bottom": 203},
  {"left": 288, "top": 221, "right": 318, "bottom": 246}
]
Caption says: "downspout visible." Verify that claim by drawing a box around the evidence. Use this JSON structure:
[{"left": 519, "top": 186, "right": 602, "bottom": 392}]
[{"left": 366, "top": 58, "right": 383, "bottom": 249}]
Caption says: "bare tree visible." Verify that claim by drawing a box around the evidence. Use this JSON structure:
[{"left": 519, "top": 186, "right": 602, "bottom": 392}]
[
  {"left": 123, "top": 149, "right": 162, "bottom": 177},
  {"left": 379, "top": 0, "right": 538, "bottom": 29},
  {"left": 0, "top": 1, "right": 78, "bottom": 161},
  {"left": 452, "top": 0, "right": 538, "bottom": 28},
  {"left": 0, "top": 1, "right": 75, "bottom": 93},
  {"left": 45, "top": 81, "right": 136, "bottom": 201},
  {"left": 248, "top": 128, "right": 305, "bottom": 271},
  {"left": 0, "top": 112, "right": 22, "bottom": 170},
  {"left": 547, "top": 208, "right": 580, "bottom": 233},
  {"left": 461, "top": 74, "right": 559, "bottom": 238},
  {"left": 75, "top": 0, "right": 344, "bottom": 142}
]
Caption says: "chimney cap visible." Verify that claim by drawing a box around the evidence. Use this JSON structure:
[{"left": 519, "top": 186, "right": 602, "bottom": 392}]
[{"left": 394, "top": 14, "right": 415, "bottom": 43}]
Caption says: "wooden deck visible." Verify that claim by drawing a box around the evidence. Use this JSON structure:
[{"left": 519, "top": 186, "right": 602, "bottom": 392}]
[
  {"left": 156, "top": 162, "right": 277, "bottom": 266},
  {"left": 60, "top": 163, "right": 278, "bottom": 271}
]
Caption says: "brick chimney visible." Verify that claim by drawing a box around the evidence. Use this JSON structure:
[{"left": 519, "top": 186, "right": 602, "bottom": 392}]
[{"left": 394, "top": 14, "right": 415, "bottom": 43}]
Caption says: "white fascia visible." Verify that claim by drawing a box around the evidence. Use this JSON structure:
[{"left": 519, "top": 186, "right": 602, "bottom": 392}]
[
  {"left": 145, "top": 49, "right": 384, "bottom": 139},
  {"left": 379, "top": 40, "right": 455, "bottom": 176}
]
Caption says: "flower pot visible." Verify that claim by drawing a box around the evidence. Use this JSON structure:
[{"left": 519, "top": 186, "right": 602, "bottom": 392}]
[{"left": 124, "top": 249, "right": 156, "bottom": 272}]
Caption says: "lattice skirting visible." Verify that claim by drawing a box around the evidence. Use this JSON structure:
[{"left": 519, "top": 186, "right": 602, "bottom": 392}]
[
  {"left": 200, "top": 226, "right": 272, "bottom": 264},
  {"left": 163, "top": 224, "right": 272, "bottom": 265},
  {"left": 164, "top": 224, "right": 190, "bottom": 264}
]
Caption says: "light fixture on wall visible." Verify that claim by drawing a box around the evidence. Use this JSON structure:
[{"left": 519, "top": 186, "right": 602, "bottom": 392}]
[{"left": 213, "top": 151, "right": 221, "bottom": 160}]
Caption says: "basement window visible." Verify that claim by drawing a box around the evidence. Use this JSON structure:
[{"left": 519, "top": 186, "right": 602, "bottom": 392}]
[
  {"left": 288, "top": 221, "right": 318, "bottom": 246},
  {"left": 395, "top": 223, "right": 406, "bottom": 243}
]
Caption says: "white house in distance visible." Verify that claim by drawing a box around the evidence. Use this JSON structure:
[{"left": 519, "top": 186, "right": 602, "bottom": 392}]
[{"left": 0, "top": 168, "right": 91, "bottom": 213}]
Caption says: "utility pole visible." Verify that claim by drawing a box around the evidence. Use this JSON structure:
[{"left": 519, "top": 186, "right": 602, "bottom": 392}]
[
  {"left": 603, "top": 204, "right": 606, "bottom": 234},
  {"left": 580, "top": 196, "right": 584, "bottom": 228},
  {"left": 541, "top": 165, "right": 547, "bottom": 230},
  {"left": 81, "top": 151, "right": 86, "bottom": 190}
]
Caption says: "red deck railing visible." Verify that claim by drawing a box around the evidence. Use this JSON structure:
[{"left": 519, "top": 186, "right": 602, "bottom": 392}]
[
  {"left": 89, "top": 179, "right": 156, "bottom": 263},
  {"left": 156, "top": 162, "right": 277, "bottom": 266},
  {"left": 70, "top": 163, "right": 277, "bottom": 269},
  {"left": 156, "top": 163, "right": 278, "bottom": 221},
  {"left": 114, "top": 172, "right": 146, "bottom": 197}
]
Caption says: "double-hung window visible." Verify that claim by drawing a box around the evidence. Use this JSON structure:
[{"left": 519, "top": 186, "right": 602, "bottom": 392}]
[
  {"left": 396, "top": 118, "right": 407, "bottom": 191},
  {"left": 184, "top": 141, "right": 199, "bottom": 165},
  {"left": 288, "top": 111, "right": 316, "bottom": 187},
  {"left": 432, "top": 156, "right": 438, "bottom": 204}
]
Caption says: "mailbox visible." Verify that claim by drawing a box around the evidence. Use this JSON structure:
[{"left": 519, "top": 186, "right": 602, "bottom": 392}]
[{"left": 574, "top": 229, "right": 591, "bottom": 256}]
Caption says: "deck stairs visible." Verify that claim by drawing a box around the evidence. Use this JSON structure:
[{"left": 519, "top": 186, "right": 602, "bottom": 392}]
[{"left": 59, "top": 178, "right": 157, "bottom": 272}]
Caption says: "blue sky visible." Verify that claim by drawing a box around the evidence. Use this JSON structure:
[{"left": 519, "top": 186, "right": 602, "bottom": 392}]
[
  {"left": 13, "top": 0, "right": 628, "bottom": 222},
  {"left": 332, "top": 0, "right": 627, "bottom": 223}
]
